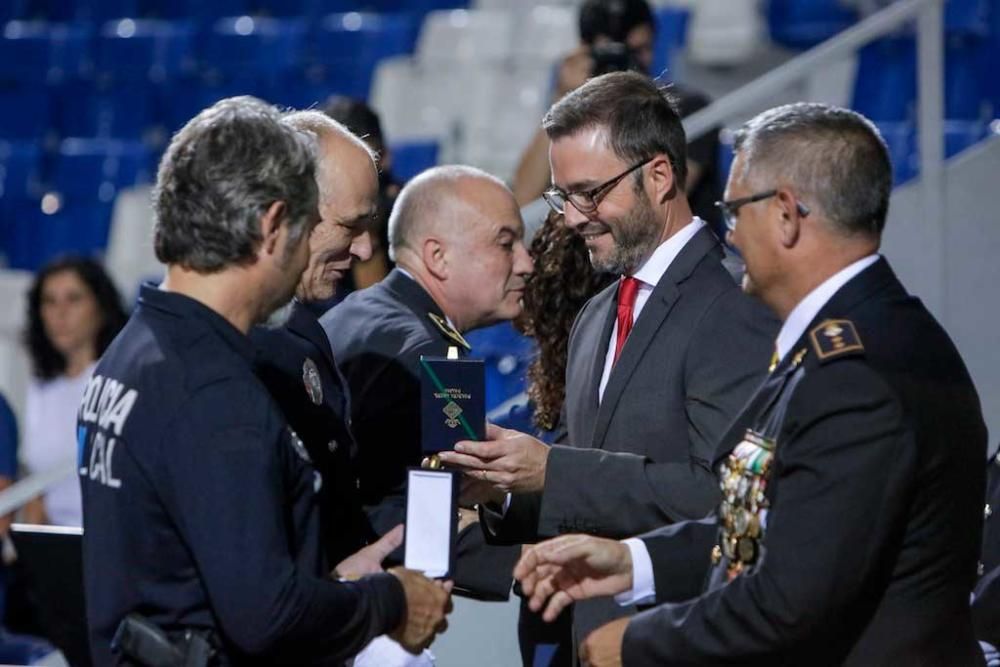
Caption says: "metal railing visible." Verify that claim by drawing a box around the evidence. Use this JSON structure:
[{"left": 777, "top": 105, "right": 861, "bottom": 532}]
[{"left": 682, "top": 0, "right": 946, "bottom": 316}]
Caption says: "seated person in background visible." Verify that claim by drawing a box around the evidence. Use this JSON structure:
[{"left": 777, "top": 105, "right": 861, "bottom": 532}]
[
  {"left": 21, "top": 256, "right": 127, "bottom": 526},
  {"left": 323, "top": 95, "right": 401, "bottom": 294},
  {"left": 512, "top": 0, "right": 723, "bottom": 235},
  {"left": 322, "top": 166, "right": 533, "bottom": 600}
]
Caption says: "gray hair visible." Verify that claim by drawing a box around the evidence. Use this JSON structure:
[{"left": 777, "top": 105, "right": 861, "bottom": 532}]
[
  {"left": 153, "top": 96, "right": 319, "bottom": 271},
  {"left": 282, "top": 110, "right": 378, "bottom": 207},
  {"left": 387, "top": 165, "right": 507, "bottom": 261},
  {"left": 733, "top": 102, "right": 892, "bottom": 237}
]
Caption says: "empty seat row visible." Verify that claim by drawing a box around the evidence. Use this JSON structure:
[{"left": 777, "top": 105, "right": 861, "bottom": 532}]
[
  {"left": 0, "top": 13, "right": 421, "bottom": 89},
  {"left": 0, "top": 0, "right": 467, "bottom": 24}
]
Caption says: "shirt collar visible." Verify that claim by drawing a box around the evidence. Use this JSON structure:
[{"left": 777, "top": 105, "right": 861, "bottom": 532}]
[
  {"left": 775, "top": 254, "right": 880, "bottom": 362},
  {"left": 137, "top": 283, "right": 257, "bottom": 364},
  {"left": 631, "top": 217, "right": 706, "bottom": 287},
  {"left": 394, "top": 267, "right": 459, "bottom": 331}
]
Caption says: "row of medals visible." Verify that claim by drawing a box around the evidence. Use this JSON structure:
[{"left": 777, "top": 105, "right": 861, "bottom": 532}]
[{"left": 714, "top": 429, "right": 776, "bottom": 582}]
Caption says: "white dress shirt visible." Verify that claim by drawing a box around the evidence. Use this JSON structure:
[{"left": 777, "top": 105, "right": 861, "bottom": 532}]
[
  {"left": 598, "top": 218, "right": 706, "bottom": 401},
  {"left": 616, "top": 253, "right": 881, "bottom": 607}
]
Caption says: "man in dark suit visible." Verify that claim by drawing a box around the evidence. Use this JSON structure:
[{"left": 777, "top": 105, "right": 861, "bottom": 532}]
[
  {"left": 513, "top": 102, "right": 988, "bottom": 666},
  {"left": 438, "top": 71, "right": 776, "bottom": 641},
  {"left": 322, "top": 165, "right": 534, "bottom": 600},
  {"left": 974, "top": 449, "right": 1000, "bottom": 664}
]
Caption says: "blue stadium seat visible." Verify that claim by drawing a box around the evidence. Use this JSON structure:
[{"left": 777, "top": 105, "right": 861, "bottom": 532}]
[
  {"left": 95, "top": 19, "right": 196, "bottom": 83},
  {"left": 200, "top": 16, "right": 306, "bottom": 79},
  {"left": 944, "top": 119, "right": 989, "bottom": 158},
  {"left": 945, "top": 0, "right": 992, "bottom": 35},
  {"left": 875, "top": 122, "right": 917, "bottom": 185},
  {"left": 852, "top": 36, "right": 916, "bottom": 122},
  {"left": 157, "top": 75, "right": 276, "bottom": 135},
  {"left": 0, "top": 141, "right": 42, "bottom": 200},
  {"left": 651, "top": 6, "right": 688, "bottom": 78},
  {"left": 52, "top": 138, "right": 153, "bottom": 203},
  {"left": 767, "top": 0, "right": 858, "bottom": 50},
  {"left": 464, "top": 322, "right": 534, "bottom": 413},
  {"left": 56, "top": 82, "right": 156, "bottom": 139},
  {"left": 0, "top": 21, "right": 93, "bottom": 85},
  {"left": 1, "top": 197, "right": 114, "bottom": 269},
  {"left": 365, "top": 0, "right": 468, "bottom": 14},
  {"left": 308, "top": 12, "right": 420, "bottom": 99},
  {"left": 854, "top": 34, "right": 990, "bottom": 123},
  {"left": 389, "top": 141, "right": 439, "bottom": 182},
  {"left": 138, "top": 0, "right": 249, "bottom": 22},
  {"left": 0, "top": 89, "right": 50, "bottom": 140}
]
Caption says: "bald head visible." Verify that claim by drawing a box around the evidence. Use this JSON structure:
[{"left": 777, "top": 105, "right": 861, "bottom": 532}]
[
  {"left": 387, "top": 165, "right": 533, "bottom": 332},
  {"left": 282, "top": 110, "right": 379, "bottom": 302},
  {"left": 388, "top": 165, "right": 514, "bottom": 262}
]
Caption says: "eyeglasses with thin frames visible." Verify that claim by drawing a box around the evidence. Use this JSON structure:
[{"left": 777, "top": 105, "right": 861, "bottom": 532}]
[
  {"left": 543, "top": 157, "right": 654, "bottom": 216},
  {"left": 715, "top": 190, "right": 811, "bottom": 232}
]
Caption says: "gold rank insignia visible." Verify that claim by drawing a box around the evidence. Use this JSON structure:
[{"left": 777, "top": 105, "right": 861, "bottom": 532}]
[
  {"left": 428, "top": 313, "right": 471, "bottom": 351},
  {"left": 809, "top": 319, "right": 864, "bottom": 362}
]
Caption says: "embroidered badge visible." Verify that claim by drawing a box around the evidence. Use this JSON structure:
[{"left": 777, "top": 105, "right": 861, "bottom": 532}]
[
  {"left": 427, "top": 313, "right": 471, "bottom": 351},
  {"left": 809, "top": 319, "right": 864, "bottom": 362},
  {"left": 302, "top": 358, "right": 323, "bottom": 405}
]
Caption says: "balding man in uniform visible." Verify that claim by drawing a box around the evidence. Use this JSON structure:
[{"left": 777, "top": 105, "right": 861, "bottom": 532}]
[{"left": 322, "top": 166, "right": 533, "bottom": 599}]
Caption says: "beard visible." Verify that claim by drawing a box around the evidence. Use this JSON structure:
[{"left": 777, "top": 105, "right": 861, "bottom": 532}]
[{"left": 590, "top": 191, "right": 661, "bottom": 275}]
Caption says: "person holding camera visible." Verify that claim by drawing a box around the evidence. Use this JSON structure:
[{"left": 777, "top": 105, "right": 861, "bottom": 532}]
[
  {"left": 511, "top": 0, "right": 724, "bottom": 238},
  {"left": 512, "top": 0, "right": 724, "bottom": 236}
]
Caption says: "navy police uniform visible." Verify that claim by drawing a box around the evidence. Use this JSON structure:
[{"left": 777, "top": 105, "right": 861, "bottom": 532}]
[
  {"left": 624, "top": 258, "right": 987, "bottom": 665},
  {"left": 78, "top": 285, "right": 405, "bottom": 666},
  {"left": 322, "top": 268, "right": 519, "bottom": 600},
  {"left": 251, "top": 302, "right": 373, "bottom": 568},
  {"left": 974, "top": 450, "right": 1000, "bottom": 649}
]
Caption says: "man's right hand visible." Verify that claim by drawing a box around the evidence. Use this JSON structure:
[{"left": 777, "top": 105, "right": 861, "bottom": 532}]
[
  {"left": 387, "top": 568, "right": 453, "bottom": 654},
  {"left": 514, "top": 535, "right": 633, "bottom": 622}
]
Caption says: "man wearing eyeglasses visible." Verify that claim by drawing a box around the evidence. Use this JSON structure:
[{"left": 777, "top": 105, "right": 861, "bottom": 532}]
[
  {"left": 438, "top": 71, "right": 777, "bottom": 645},
  {"left": 511, "top": 103, "right": 988, "bottom": 665}
]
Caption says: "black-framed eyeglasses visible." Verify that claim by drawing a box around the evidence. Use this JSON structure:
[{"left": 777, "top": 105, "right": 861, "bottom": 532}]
[
  {"left": 543, "top": 157, "right": 653, "bottom": 216},
  {"left": 715, "top": 190, "right": 811, "bottom": 232}
]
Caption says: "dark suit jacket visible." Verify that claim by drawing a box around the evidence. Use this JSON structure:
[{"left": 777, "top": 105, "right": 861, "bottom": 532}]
[
  {"left": 250, "top": 302, "right": 371, "bottom": 568},
  {"left": 974, "top": 451, "right": 1000, "bottom": 647},
  {"left": 628, "top": 258, "right": 988, "bottom": 666},
  {"left": 322, "top": 269, "right": 519, "bottom": 600},
  {"left": 483, "top": 226, "right": 778, "bottom": 637}
]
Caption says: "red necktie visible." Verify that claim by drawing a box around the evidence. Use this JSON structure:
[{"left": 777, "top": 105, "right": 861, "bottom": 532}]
[{"left": 613, "top": 276, "right": 641, "bottom": 365}]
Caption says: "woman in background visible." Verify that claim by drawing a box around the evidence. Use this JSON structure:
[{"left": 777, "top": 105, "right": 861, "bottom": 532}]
[
  {"left": 513, "top": 212, "right": 615, "bottom": 667},
  {"left": 21, "top": 257, "right": 127, "bottom": 526}
]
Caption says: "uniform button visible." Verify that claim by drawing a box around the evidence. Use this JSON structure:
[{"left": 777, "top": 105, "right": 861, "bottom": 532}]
[
  {"left": 328, "top": 440, "right": 339, "bottom": 453},
  {"left": 355, "top": 478, "right": 361, "bottom": 490},
  {"left": 979, "top": 561, "right": 986, "bottom": 576},
  {"left": 986, "top": 503, "right": 993, "bottom": 519}
]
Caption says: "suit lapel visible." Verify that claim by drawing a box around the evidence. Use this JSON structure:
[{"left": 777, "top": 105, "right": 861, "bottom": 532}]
[{"left": 590, "top": 227, "right": 721, "bottom": 450}]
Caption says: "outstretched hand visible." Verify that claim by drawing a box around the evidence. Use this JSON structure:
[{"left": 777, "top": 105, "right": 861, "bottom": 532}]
[
  {"left": 514, "top": 535, "right": 634, "bottom": 622},
  {"left": 334, "top": 524, "right": 404, "bottom": 580}
]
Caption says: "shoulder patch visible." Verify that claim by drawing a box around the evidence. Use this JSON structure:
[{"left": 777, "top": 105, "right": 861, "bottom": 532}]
[
  {"left": 809, "top": 319, "right": 864, "bottom": 363},
  {"left": 427, "top": 313, "right": 471, "bottom": 351}
]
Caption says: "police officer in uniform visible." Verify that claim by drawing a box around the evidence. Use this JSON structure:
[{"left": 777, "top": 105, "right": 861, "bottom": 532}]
[
  {"left": 322, "top": 165, "right": 534, "bottom": 599},
  {"left": 251, "top": 110, "right": 382, "bottom": 570},
  {"left": 512, "top": 103, "right": 988, "bottom": 665},
  {"left": 78, "top": 97, "right": 451, "bottom": 666}
]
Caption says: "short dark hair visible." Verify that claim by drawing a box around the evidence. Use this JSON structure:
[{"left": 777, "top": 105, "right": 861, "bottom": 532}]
[
  {"left": 543, "top": 71, "right": 688, "bottom": 190},
  {"left": 733, "top": 102, "right": 892, "bottom": 237},
  {"left": 322, "top": 95, "right": 385, "bottom": 153},
  {"left": 25, "top": 256, "right": 128, "bottom": 380},
  {"left": 153, "top": 96, "right": 319, "bottom": 272},
  {"left": 579, "top": 0, "right": 654, "bottom": 45}
]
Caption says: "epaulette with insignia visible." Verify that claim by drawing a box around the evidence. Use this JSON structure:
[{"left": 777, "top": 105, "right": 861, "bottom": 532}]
[
  {"left": 427, "top": 312, "right": 471, "bottom": 351},
  {"left": 809, "top": 319, "right": 864, "bottom": 363}
]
